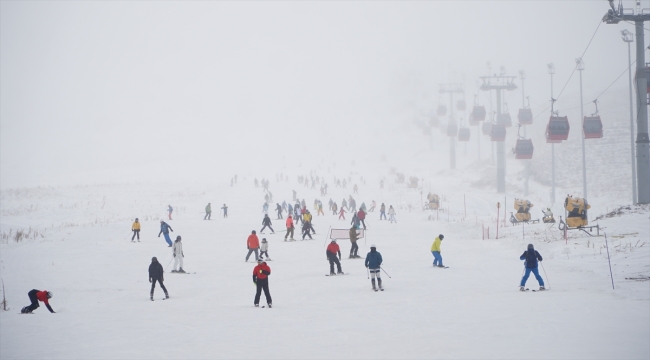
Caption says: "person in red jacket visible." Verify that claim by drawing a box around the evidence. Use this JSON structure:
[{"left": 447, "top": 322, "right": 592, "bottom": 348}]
[
  {"left": 358, "top": 209, "right": 367, "bottom": 230},
  {"left": 21, "top": 289, "right": 55, "bottom": 314},
  {"left": 284, "top": 215, "right": 295, "bottom": 241},
  {"left": 245, "top": 230, "right": 260, "bottom": 262},
  {"left": 326, "top": 240, "right": 344, "bottom": 275},
  {"left": 253, "top": 258, "right": 272, "bottom": 307}
]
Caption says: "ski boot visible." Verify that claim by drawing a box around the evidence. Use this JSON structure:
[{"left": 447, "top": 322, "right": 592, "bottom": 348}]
[
  {"left": 539, "top": 286, "right": 546, "bottom": 291},
  {"left": 330, "top": 271, "right": 336, "bottom": 276},
  {"left": 21, "top": 306, "right": 32, "bottom": 314},
  {"left": 371, "top": 279, "right": 377, "bottom": 291},
  {"left": 171, "top": 270, "right": 178, "bottom": 273},
  {"left": 254, "top": 304, "right": 259, "bottom": 307},
  {"left": 337, "top": 270, "right": 344, "bottom": 275},
  {"left": 519, "top": 286, "right": 526, "bottom": 292},
  {"left": 165, "top": 293, "right": 169, "bottom": 299},
  {"left": 178, "top": 268, "right": 186, "bottom": 273},
  {"left": 150, "top": 294, "right": 154, "bottom": 301},
  {"left": 268, "top": 303, "right": 272, "bottom": 308},
  {"left": 378, "top": 279, "right": 383, "bottom": 290}
]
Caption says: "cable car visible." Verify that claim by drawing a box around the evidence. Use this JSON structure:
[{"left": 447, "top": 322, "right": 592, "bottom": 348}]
[
  {"left": 497, "top": 113, "right": 512, "bottom": 128},
  {"left": 457, "top": 100, "right": 466, "bottom": 111},
  {"left": 471, "top": 105, "right": 486, "bottom": 121},
  {"left": 482, "top": 122, "right": 492, "bottom": 135},
  {"left": 518, "top": 108, "right": 533, "bottom": 125},
  {"left": 490, "top": 124, "right": 506, "bottom": 141},
  {"left": 437, "top": 104, "right": 447, "bottom": 117},
  {"left": 545, "top": 116, "right": 570, "bottom": 142},
  {"left": 514, "top": 139, "right": 534, "bottom": 159},
  {"left": 583, "top": 116, "right": 603, "bottom": 139},
  {"left": 429, "top": 116, "right": 439, "bottom": 128},
  {"left": 447, "top": 120, "right": 458, "bottom": 137},
  {"left": 458, "top": 127, "right": 470, "bottom": 141}
]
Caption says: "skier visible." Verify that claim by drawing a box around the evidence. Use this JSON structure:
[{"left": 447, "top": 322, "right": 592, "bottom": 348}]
[
  {"left": 158, "top": 220, "right": 174, "bottom": 247},
  {"left": 349, "top": 226, "right": 360, "bottom": 258},
  {"left": 353, "top": 184, "right": 359, "bottom": 194},
  {"left": 388, "top": 205, "right": 396, "bottom": 223},
  {"left": 519, "top": 244, "right": 545, "bottom": 291},
  {"left": 259, "top": 238, "right": 271, "bottom": 260},
  {"left": 358, "top": 208, "right": 367, "bottom": 230},
  {"left": 317, "top": 201, "right": 324, "bottom": 216},
  {"left": 245, "top": 230, "right": 260, "bottom": 262},
  {"left": 20, "top": 289, "right": 55, "bottom": 314},
  {"left": 342, "top": 198, "right": 348, "bottom": 210},
  {"left": 292, "top": 189, "right": 297, "bottom": 201},
  {"left": 326, "top": 240, "right": 344, "bottom": 275},
  {"left": 253, "top": 258, "right": 272, "bottom": 308},
  {"left": 148, "top": 257, "right": 169, "bottom": 300},
  {"left": 204, "top": 203, "right": 212, "bottom": 220},
  {"left": 284, "top": 215, "right": 295, "bottom": 241},
  {"left": 167, "top": 205, "right": 173, "bottom": 220},
  {"left": 262, "top": 202, "right": 269, "bottom": 214},
  {"left": 351, "top": 212, "right": 360, "bottom": 229},
  {"left": 365, "top": 244, "right": 383, "bottom": 291},
  {"left": 276, "top": 203, "right": 283, "bottom": 219},
  {"left": 260, "top": 214, "right": 275, "bottom": 234},
  {"left": 221, "top": 204, "right": 228, "bottom": 218},
  {"left": 369, "top": 200, "right": 376, "bottom": 212},
  {"left": 332, "top": 202, "right": 338, "bottom": 216},
  {"left": 171, "top": 236, "right": 185, "bottom": 273},
  {"left": 301, "top": 220, "right": 313, "bottom": 240},
  {"left": 131, "top": 218, "right": 141, "bottom": 242},
  {"left": 431, "top": 234, "right": 445, "bottom": 267},
  {"left": 379, "top": 203, "right": 386, "bottom": 220}
]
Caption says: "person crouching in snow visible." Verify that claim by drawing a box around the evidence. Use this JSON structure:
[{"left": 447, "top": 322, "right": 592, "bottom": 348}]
[
  {"left": 326, "top": 240, "right": 344, "bottom": 275},
  {"left": 431, "top": 234, "right": 444, "bottom": 267},
  {"left": 259, "top": 238, "right": 271, "bottom": 260},
  {"left": 21, "top": 290, "right": 55, "bottom": 314},
  {"left": 365, "top": 244, "right": 383, "bottom": 290},
  {"left": 519, "top": 244, "right": 545, "bottom": 291},
  {"left": 171, "top": 236, "right": 185, "bottom": 273},
  {"left": 253, "top": 258, "right": 272, "bottom": 308}
]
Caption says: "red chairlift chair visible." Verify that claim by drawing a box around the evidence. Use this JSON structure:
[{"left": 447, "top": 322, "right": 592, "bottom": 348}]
[
  {"left": 514, "top": 139, "right": 534, "bottom": 159},
  {"left": 583, "top": 100, "right": 603, "bottom": 139}
]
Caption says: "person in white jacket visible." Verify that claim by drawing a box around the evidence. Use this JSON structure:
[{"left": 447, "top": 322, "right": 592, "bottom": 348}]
[
  {"left": 171, "top": 236, "right": 185, "bottom": 273},
  {"left": 388, "top": 205, "right": 397, "bottom": 223},
  {"left": 259, "top": 238, "right": 271, "bottom": 261}
]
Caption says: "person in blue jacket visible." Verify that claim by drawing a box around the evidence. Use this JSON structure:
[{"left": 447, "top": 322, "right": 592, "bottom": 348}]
[
  {"left": 520, "top": 244, "right": 545, "bottom": 291},
  {"left": 158, "top": 220, "right": 174, "bottom": 247},
  {"left": 365, "top": 244, "right": 383, "bottom": 291}
]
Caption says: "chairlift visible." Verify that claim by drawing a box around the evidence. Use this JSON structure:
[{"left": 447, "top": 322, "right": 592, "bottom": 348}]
[
  {"left": 546, "top": 116, "right": 570, "bottom": 142},
  {"left": 437, "top": 104, "right": 447, "bottom": 117},
  {"left": 583, "top": 100, "right": 603, "bottom": 139},
  {"left": 518, "top": 98, "right": 533, "bottom": 125},
  {"left": 457, "top": 100, "right": 466, "bottom": 111},
  {"left": 458, "top": 127, "right": 470, "bottom": 141},
  {"left": 471, "top": 106, "right": 486, "bottom": 121},
  {"left": 514, "top": 139, "right": 534, "bottom": 159},
  {"left": 490, "top": 124, "right": 506, "bottom": 141},
  {"left": 447, "top": 119, "right": 458, "bottom": 137}
]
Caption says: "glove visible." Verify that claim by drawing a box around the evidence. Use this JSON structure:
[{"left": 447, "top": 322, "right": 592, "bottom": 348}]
[
  {"left": 149, "top": 279, "right": 152, "bottom": 283},
  {"left": 253, "top": 282, "right": 257, "bottom": 286}
]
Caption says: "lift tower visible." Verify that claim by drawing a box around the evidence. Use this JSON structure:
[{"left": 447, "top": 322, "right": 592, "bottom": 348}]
[
  {"left": 480, "top": 73, "right": 517, "bottom": 193},
  {"left": 604, "top": 0, "right": 650, "bottom": 204},
  {"left": 439, "top": 83, "right": 465, "bottom": 169}
]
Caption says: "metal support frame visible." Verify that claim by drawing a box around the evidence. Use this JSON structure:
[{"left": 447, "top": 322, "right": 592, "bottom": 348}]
[
  {"left": 439, "top": 83, "right": 465, "bottom": 170},
  {"left": 577, "top": 58, "right": 588, "bottom": 200},
  {"left": 622, "top": 30, "right": 638, "bottom": 204}
]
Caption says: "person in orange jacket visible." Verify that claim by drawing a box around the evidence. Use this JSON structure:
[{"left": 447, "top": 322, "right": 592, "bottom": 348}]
[
  {"left": 326, "top": 240, "right": 344, "bottom": 275},
  {"left": 253, "top": 258, "right": 272, "bottom": 307},
  {"left": 284, "top": 215, "right": 295, "bottom": 241},
  {"left": 21, "top": 289, "right": 55, "bottom": 314},
  {"left": 245, "top": 230, "right": 260, "bottom": 262}
]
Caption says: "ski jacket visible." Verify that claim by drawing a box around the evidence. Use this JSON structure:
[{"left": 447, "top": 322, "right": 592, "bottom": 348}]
[
  {"left": 339, "top": 208, "right": 346, "bottom": 215},
  {"left": 358, "top": 210, "right": 366, "bottom": 220},
  {"left": 149, "top": 261, "right": 164, "bottom": 280},
  {"left": 168, "top": 206, "right": 173, "bottom": 212},
  {"left": 303, "top": 212, "right": 312, "bottom": 222},
  {"left": 326, "top": 242, "right": 341, "bottom": 258},
  {"left": 365, "top": 250, "right": 383, "bottom": 269},
  {"left": 262, "top": 216, "right": 272, "bottom": 225},
  {"left": 520, "top": 250, "right": 543, "bottom": 268},
  {"left": 132, "top": 221, "right": 140, "bottom": 231},
  {"left": 247, "top": 234, "right": 260, "bottom": 249},
  {"left": 173, "top": 240, "right": 184, "bottom": 257},
  {"left": 253, "top": 262, "right": 271, "bottom": 281},
  {"left": 286, "top": 217, "right": 294, "bottom": 229},
  {"left": 351, "top": 214, "right": 360, "bottom": 227},
  {"left": 431, "top": 237, "right": 442, "bottom": 252},
  {"left": 388, "top": 208, "right": 396, "bottom": 215},
  {"left": 206, "top": 204, "right": 211, "bottom": 213},
  {"left": 349, "top": 228, "right": 359, "bottom": 243},
  {"left": 35, "top": 291, "right": 55, "bottom": 313},
  {"left": 261, "top": 241, "right": 268, "bottom": 251},
  {"left": 159, "top": 222, "right": 173, "bottom": 235},
  {"left": 380, "top": 204, "right": 386, "bottom": 212}
]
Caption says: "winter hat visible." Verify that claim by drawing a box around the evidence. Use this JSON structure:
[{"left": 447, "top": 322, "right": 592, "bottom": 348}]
[
  {"left": 331, "top": 239, "right": 337, "bottom": 242},
  {"left": 257, "top": 258, "right": 264, "bottom": 263},
  {"left": 135, "top": 218, "right": 139, "bottom": 221},
  {"left": 527, "top": 244, "right": 534, "bottom": 251},
  {"left": 439, "top": 234, "right": 444, "bottom": 240},
  {"left": 152, "top": 257, "right": 158, "bottom": 262},
  {"left": 370, "top": 244, "right": 377, "bottom": 248},
  {"left": 252, "top": 230, "right": 256, "bottom": 234},
  {"left": 46, "top": 291, "right": 53, "bottom": 299},
  {"left": 176, "top": 236, "right": 181, "bottom": 241},
  {"left": 262, "top": 238, "right": 267, "bottom": 242}
]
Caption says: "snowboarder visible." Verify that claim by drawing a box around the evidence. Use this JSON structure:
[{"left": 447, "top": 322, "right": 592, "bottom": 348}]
[
  {"left": 365, "top": 244, "right": 383, "bottom": 291},
  {"left": 253, "top": 258, "right": 272, "bottom": 308},
  {"left": 260, "top": 214, "right": 275, "bottom": 234},
  {"left": 284, "top": 215, "right": 295, "bottom": 241},
  {"left": 519, "top": 244, "right": 545, "bottom": 291},
  {"left": 301, "top": 220, "right": 313, "bottom": 240},
  {"left": 221, "top": 204, "right": 228, "bottom": 218},
  {"left": 131, "top": 218, "right": 141, "bottom": 242},
  {"left": 245, "top": 230, "right": 260, "bottom": 262},
  {"left": 326, "top": 240, "right": 344, "bottom": 275},
  {"left": 431, "top": 234, "right": 444, "bottom": 267},
  {"left": 158, "top": 220, "right": 174, "bottom": 247},
  {"left": 20, "top": 289, "right": 55, "bottom": 314},
  {"left": 349, "top": 226, "right": 360, "bottom": 258},
  {"left": 260, "top": 238, "right": 271, "bottom": 260},
  {"left": 167, "top": 205, "right": 173, "bottom": 220},
  {"left": 148, "top": 257, "right": 169, "bottom": 300},
  {"left": 379, "top": 203, "right": 386, "bottom": 220},
  {"left": 276, "top": 203, "right": 283, "bottom": 219},
  {"left": 388, "top": 205, "right": 396, "bottom": 223},
  {"left": 171, "top": 236, "right": 185, "bottom": 273},
  {"left": 358, "top": 208, "right": 367, "bottom": 230},
  {"left": 204, "top": 203, "right": 212, "bottom": 220}
]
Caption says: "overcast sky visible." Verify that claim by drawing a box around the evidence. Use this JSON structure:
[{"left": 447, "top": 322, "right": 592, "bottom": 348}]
[{"left": 0, "top": 1, "right": 643, "bottom": 188}]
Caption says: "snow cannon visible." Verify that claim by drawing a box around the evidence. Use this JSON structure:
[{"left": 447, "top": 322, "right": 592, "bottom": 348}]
[
  {"left": 426, "top": 193, "right": 440, "bottom": 210},
  {"left": 564, "top": 195, "right": 590, "bottom": 228},
  {"left": 513, "top": 199, "right": 533, "bottom": 222}
]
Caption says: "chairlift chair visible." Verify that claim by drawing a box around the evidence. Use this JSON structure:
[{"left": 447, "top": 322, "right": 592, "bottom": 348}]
[
  {"left": 468, "top": 114, "right": 480, "bottom": 127},
  {"left": 458, "top": 127, "right": 470, "bottom": 141},
  {"left": 583, "top": 116, "right": 603, "bottom": 139},
  {"left": 429, "top": 116, "right": 439, "bottom": 128},
  {"left": 545, "top": 116, "right": 570, "bottom": 142},
  {"left": 490, "top": 124, "right": 506, "bottom": 141},
  {"left": 514, "top": 139, "right": 534, "bottom": 159}
]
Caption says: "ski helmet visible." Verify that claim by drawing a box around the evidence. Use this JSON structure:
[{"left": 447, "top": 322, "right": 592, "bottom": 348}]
[
  {"left": 176, "top": 236, "right": 181, "bottom": 241},
  {"left": 252, "top": 230, "right": 256, "bottom": 234},
  {"left": 262, "top": 238, "right": 267, "bottom": 242},
  {"left": 152, "top": 257, "right": 158, "bottom": 262},
  {"left": 439, "top": 234, "right": 444, "bottom": 240},
  {"left": 46, "top": 291, "right": 53, "bottom": 299},
  {"left": 527, "top": 244, "right": 534, "bottom": 251}
]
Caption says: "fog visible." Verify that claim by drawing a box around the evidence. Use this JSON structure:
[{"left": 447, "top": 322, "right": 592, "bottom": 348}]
[{"left": 0, "top": 1, "right": 639, "bottom": 188}]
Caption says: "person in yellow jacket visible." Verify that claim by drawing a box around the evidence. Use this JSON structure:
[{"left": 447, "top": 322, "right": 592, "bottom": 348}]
[
  {"left": 431, "top": 234, "right": 444, "bottom": 267},
  {"left": 131, "top": 218, "right": 141, "bottom": 242},
  {"left": 303, "top": 210, "right": 315, "bottom": 234}
]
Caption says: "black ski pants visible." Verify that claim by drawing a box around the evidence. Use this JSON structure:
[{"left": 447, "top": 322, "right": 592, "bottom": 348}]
[
  {"left": 26, "top": 289, "right": 40, "bottom": 312},
  {"left": 132, "top": 230, "right": 140, "bottom": 240},
  {"left": 302, "top": 229, "right": 312, "bottom": 240},
  {"left": 350, "top": 241, "right": 359, "bottom": 257},
  {"left": 204, "top": 212, "right": 211, "bottom": 220},
  {"left": 284, "top": 227, "right": 294, "bottom": 239},
  {"left": 260, "top": 225, "right": 274, "bottom": 233},
  {"left": 254, "top": 278, "right": 272, "bottom": 305},
  {"left": 328, "top": 254, "right": 342, "bottom": 273},
  {"left": 360, "top": 219, "right": 366, "bottom": 230},
  {"left": 150, "top": 278, "right": 168, "bottom": 296}
]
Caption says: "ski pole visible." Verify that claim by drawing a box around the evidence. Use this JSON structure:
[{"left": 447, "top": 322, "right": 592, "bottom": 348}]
[
  {"left": 604, "top": 232, "right": 615, "bottom": 290},
  {"left": 166, "top": 256, "right": 174, "bottom": 269},
  {"left": 540, "top": 262, "right": 550, "bottom": 289},
  {"left": 366, "top": 267, "right": 370, "bottom": 279},
  {"left": 380, "top": 267, "right": 392, "bottom": 278}
]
